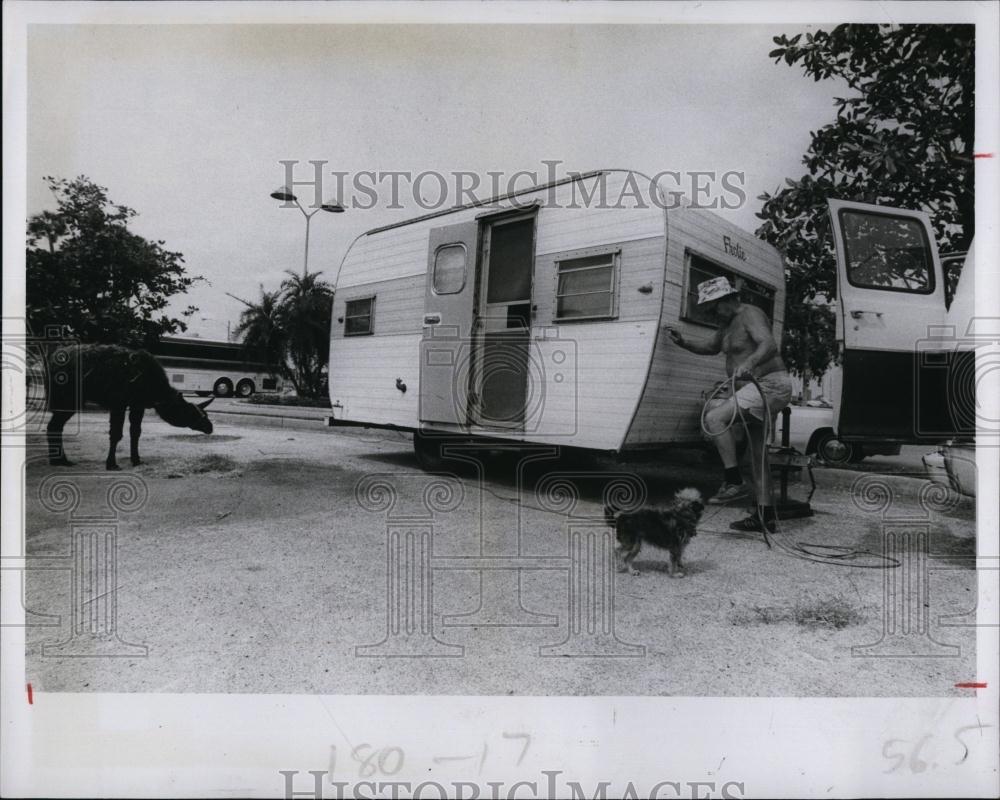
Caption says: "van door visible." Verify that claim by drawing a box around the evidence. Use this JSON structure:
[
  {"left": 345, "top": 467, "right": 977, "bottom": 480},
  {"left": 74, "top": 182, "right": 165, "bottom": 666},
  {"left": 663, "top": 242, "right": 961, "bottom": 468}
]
[
  {"left": 827, "top": 199, "right": 974, "bottom": 442},
  {"left": 419, "top": 221, "right": 479, "bottom": 425}
]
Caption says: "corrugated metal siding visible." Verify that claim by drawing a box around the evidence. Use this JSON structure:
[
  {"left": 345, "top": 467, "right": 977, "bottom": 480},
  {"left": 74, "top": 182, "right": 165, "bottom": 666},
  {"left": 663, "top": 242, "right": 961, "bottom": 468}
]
[
  {"left": 333, "top": 274, "right": 424, "bottom": 337},
  {"left": 533, "top": 235, "right": 665, "bottom": 326},
  {"left": 624, "top": 205, "right": 786, "bottom": 448},
  {"left": 328, "top": 322, "right": 659, "bottom": 451},
  {"left": 328, "top": 170, "right": 668, "bottom": 450},
  {"left": 330, "top": 333, "right": 421, "bottom": 426},
  {"left": 336, "top": 171, "right": 666, "bottom": 289}
]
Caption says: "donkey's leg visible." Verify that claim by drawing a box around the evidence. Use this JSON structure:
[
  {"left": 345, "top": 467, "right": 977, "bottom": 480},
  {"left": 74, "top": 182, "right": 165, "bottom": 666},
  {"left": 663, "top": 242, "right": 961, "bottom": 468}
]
[
  {"left": 106, "top": 406, "right": 126, "bottom": 471},
  {"left": 46, "top": 410, "right": 76, "bottom": 466},
  {"left": 128, "top": 406, "right": 145, "bottom": 466}
]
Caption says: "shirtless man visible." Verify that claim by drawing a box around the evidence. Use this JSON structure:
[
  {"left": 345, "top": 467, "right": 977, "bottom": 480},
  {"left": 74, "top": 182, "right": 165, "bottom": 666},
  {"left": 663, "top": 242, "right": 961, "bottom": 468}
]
[{"left": 665, "top": 276, "right": 792, "bottom": 533}]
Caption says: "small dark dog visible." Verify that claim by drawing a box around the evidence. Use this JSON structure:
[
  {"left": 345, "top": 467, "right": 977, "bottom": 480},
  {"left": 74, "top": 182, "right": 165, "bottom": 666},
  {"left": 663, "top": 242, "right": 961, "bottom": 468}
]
[{"left": 604, "top": 488, "right": 705, "bottom": 577}]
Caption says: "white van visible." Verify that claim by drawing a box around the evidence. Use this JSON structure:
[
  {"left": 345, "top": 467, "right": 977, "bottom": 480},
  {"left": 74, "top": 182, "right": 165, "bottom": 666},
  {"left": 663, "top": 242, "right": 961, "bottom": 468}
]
[{"left": 826, "top": 200, "right": 980, "bottom": 495}]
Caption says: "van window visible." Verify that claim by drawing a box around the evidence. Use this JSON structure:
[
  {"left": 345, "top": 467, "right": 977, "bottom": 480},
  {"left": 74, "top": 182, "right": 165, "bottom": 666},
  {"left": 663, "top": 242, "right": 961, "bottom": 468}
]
[
  {"left": 344, "top": 297, "right": 375, "bottom": 336},
  {"left": 840, "top": 209, "right": 935, "bottom": 294},
  {"left": 555, "top": 252, "right": 618, "bottom": 321},
  {"left": 433, "top": 244, "right": 467, "bottom": 294},
  {"left": 683, "top": 251, "right": 775, "bottom": 327}
]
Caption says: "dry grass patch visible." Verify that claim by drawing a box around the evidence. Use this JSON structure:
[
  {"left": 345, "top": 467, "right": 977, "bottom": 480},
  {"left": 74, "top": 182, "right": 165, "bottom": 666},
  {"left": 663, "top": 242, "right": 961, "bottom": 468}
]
[{"left": 730, "top": 594, "right": 866, "bottom": 630}]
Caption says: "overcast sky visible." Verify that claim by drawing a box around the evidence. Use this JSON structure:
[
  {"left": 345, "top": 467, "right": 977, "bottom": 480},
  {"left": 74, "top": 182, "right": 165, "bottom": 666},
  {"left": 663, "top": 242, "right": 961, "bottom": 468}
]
[{"left": 27, "top": 23, "right": 845, "bottom": 340}]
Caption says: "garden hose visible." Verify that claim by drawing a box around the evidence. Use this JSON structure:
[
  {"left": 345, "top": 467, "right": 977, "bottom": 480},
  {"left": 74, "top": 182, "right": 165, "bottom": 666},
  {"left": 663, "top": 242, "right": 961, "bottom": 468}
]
[{"left": 700, "top": 373, "right": 900, "bottom": 568}]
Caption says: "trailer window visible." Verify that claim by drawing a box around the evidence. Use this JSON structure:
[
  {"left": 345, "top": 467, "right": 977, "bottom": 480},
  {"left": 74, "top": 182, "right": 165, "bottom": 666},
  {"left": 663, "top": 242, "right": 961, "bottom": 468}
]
[
  {"left": 433, "top": 243, "right": 467, "bottom": 294},
  {"left": 683, "top": 252, "right": 775, "bottom": 327},
  {"left": 840, "top": 209, "right": 935, "bottom": 294},
  {"left": 555, "top": 252, "right": 618, "bottom": 321},
  {"left": 344, "top": 297, "right": 375, "bottom": 336}
]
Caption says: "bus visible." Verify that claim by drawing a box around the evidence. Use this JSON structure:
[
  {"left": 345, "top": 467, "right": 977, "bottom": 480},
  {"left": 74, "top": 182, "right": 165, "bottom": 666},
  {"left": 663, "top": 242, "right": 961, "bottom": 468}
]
[{"left": 150, "top": 336, "right": 283, "bottom": 398}]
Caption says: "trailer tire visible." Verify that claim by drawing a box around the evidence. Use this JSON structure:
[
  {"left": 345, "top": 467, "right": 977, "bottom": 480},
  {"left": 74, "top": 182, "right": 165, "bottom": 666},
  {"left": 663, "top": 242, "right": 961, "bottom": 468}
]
[
  {"left": 236, "top": 379, "right": 255, "bottom": 398},
  {"left": 213, "top": 378, "right": 234, "bottom": 398},
  {"left": 814, "top": 430, "right": 856, "bottom": 466}
]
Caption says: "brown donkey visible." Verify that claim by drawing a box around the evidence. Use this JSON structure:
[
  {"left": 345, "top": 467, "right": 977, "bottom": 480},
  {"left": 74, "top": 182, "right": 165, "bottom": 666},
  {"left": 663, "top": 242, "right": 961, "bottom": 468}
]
[{"left": 46, "top": 344, "right": 214, "bottom": 470}]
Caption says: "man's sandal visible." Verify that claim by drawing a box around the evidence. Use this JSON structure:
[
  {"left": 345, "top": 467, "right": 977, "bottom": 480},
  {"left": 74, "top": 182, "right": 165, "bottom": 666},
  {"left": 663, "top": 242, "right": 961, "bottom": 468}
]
[{"left": 729, "top": 514, "right": 776, "bottom": 534}]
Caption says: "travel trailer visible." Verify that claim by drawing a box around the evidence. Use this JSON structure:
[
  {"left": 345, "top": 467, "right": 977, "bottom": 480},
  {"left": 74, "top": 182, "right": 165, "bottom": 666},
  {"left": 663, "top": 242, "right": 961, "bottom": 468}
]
[
  {"left": 826, "top": 200, "right": 979, "bottom": 495},
  {"left": 327, "top": 169, "right": 786, "bottom": 467}
]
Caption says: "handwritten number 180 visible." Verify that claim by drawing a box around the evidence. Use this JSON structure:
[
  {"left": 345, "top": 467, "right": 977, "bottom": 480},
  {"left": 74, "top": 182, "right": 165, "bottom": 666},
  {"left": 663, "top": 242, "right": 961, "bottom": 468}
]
[{"left": 329, "top": 744, "right": 405, "bottom": 779}]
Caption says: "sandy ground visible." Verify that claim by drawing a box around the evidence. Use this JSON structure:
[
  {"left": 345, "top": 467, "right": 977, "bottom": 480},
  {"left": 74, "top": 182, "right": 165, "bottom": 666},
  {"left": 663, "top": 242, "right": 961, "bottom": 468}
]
[{"left": 19, "top": 410, "right": 978, "bottom": 696}]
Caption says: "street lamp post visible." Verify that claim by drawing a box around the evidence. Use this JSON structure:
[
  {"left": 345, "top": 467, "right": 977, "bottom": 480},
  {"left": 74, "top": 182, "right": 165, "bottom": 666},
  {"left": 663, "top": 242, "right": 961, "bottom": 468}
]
[{"left": 270, "top": 186, "right": 344, "bottom": 276}]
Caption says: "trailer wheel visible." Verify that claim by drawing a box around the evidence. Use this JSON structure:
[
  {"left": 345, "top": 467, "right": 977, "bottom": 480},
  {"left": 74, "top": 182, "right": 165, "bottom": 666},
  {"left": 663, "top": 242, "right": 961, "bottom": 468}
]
[
  {"left": 413, "top": 432, "right": 450, "bottom": 472},
  {"left": 814, "top": 430, "right": 856, "bottom": 466},
  {"left": 235, "top": 379, "right": 255, "bottom": 398},
  {"left": 213, "top": 378, "right": 234, "bottom": 398}
]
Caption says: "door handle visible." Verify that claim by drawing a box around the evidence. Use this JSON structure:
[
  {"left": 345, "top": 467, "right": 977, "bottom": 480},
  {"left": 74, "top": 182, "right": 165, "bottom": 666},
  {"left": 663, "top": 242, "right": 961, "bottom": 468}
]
[
  {"left": 423, "top": 313, "right": 442, "bottom": 325},
  {"left": 850, "top": 310, "right": 883, "bottom": 319}
]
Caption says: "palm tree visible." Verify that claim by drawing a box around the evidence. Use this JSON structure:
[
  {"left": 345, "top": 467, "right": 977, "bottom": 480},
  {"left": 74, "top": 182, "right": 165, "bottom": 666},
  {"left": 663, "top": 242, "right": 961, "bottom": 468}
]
[
  {"left": 233, "top": 286, "right": 287, "bottom": 379},
  {"left": 278, "top": 270, "right": 334, "bottom": 398}
]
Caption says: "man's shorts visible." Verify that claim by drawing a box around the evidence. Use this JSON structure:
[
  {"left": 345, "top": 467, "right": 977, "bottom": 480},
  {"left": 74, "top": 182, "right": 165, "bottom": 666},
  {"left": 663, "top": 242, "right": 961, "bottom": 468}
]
[{"left": 733, "top": 370, "right": 793, "bottom": 423}]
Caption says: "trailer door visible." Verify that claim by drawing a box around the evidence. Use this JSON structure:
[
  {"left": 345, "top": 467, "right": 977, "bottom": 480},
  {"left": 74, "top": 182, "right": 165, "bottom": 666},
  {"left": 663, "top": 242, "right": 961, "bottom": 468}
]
[
  {"left": 419, "top": 221, "right": 479, "bottom": 425},
  {"left": 827, "top": 199, "right": 973, "bottom": 442}
]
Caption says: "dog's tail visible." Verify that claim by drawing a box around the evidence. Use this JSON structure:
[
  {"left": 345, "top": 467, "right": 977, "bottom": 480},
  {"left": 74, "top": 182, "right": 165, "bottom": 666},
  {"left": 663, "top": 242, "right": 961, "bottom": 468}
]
[{"left": 602, "top": 504, "right": 618, "bottom": 527}]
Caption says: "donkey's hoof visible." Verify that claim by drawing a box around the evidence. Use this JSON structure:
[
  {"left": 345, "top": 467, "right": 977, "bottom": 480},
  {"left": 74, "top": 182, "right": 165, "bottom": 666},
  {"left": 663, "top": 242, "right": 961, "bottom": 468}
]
[
  {"left": 49, "top": 458, "right": 74, "bottom": 467},
  {"left": 105, "top": 463, "right": 122, "bottom": 472},
  {"left": 131, "top": 458, "right": 142, "bottom": 466}
]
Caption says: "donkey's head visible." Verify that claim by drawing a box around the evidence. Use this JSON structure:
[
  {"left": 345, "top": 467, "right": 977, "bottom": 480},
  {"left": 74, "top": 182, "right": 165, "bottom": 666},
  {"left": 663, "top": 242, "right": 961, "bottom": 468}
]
[{"left": 154, "top": 392, "right": 214, "bottom": 434}]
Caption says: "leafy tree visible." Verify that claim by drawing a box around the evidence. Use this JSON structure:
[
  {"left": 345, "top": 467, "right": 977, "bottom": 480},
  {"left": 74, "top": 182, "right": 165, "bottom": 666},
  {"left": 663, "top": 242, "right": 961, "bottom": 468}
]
[
  {"left": 26, "top": 176, "right": 199, "bottom": 345},
  {"left": 756, "top": 24, "right": 974, "bottom": 387},
  {"left": 234, "top": 270, "right": 333, "bottom": 399}
]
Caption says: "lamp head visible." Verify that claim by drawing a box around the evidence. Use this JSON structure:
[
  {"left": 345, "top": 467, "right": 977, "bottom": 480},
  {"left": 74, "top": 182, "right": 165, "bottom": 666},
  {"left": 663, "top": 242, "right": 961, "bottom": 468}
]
[{"left": 270, "top": 186, "right": 297, "bottom": 202}]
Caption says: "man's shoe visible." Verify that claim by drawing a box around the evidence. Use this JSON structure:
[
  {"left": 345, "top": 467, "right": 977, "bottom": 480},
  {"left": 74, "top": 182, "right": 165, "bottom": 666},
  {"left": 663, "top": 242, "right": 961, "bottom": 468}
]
[
  {"left": 708, "top": 482, "right": 750, "bottom": 505},
  {"left": 729, "top": 514, "right": 776, "bottom": 534}
]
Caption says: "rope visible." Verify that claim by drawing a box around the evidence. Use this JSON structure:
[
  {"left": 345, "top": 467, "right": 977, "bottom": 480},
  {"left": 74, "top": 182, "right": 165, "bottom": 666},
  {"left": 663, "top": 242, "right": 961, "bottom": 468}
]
[{"left": 700, "top": 373, "right": 901, "bottom": 569}]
